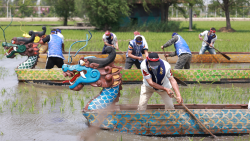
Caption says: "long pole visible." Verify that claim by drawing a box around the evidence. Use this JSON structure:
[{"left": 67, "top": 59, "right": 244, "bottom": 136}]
[
  {"left": 7, "top": 0, "right": 9, "bottom": 18},
  {"left": 173, "top": 95, "right": 217, "bottom": 138}
]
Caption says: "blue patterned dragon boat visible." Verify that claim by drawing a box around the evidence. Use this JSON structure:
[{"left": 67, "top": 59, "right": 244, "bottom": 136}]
[{"left": 62, "top": 46, "right": 250, "bottom": 136}]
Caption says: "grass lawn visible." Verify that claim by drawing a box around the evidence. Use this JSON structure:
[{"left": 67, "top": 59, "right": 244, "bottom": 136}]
[{"left": 0, "top": 21, "right": 250, "bottom": 53}]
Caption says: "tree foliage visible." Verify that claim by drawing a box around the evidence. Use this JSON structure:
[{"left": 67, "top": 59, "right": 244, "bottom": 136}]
[
  {"left": 45, "top": 0, "right": 75, "bottom": 26},
  {"left": 18, "top": 0, "right": 34, "bottom": 17},
  {"left": 210, "top": 0, "right": 249, "bottom": 30},
  {"left": 75, "top": 0, "right": 131, "bottom": 30}
]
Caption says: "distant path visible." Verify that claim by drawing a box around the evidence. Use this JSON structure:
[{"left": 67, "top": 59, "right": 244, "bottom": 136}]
[
  {"left": 170, "top": 17, "right": 250, "bottom": 21},
  {"left": 0, "top": 17, "right": 83, "bottom": 22}
]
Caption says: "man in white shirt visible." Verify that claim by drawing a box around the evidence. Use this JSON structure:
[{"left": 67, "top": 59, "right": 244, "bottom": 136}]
[
  {"left": 138, "top": 52, "right": 183, "bottom": 110},
  {"left": 198, "top": 27, "right": 217, "bottom": 54},
  {"left": 102, "top": 30, "right": 119, "bottom": 54}
]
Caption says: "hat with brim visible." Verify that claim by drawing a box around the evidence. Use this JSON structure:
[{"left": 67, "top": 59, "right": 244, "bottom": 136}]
[{"left": 147, "top": 53, "right": 160, "bottom": 66}]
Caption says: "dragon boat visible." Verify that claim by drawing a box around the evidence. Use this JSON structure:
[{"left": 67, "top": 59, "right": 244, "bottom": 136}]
[
  {"left": 61, "top": 46, "right": 250, "bottom": 136},
  {"left": 38, "top": 51, "right": 250, "bottom": 64}
]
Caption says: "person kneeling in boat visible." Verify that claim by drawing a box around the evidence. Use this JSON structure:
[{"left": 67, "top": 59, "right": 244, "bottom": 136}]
[
  {"left": 39, "top": 29, "right": 65, "bottom": 69},
  {"left": 161, "top": 33, "right": 192, "bottom": 69},
  {"left": 102, "top": 30, "right": 119, "bottom": 54},
  {"left": 138, "top": 52, "right": 183, "bottom": 110},
  {"left": 198, "top": 27, "right": 217, "bottom": 54},
  {"left": 125, "top": 36, "right": 148, "bottom": 69}
]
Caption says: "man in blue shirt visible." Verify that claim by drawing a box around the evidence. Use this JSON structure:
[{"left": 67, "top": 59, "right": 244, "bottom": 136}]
[
  {"left": 39, "top": 29, "right": 65, "bottom": 69},
  {"left": 161, "top": 33, "right": 192, "bottom": 69}
]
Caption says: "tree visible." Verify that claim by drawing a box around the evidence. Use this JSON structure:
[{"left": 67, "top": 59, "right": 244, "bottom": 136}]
[
  {"left": 18, "top": 0, "right": 34, "bottom": 17},
  {"left": 211, "top": 0, "right": 248, "bottom": 30},
  {"left": 45, "top": 0, "right": 75, "bottom": 26},
  {"left": 75, "top": 0, "right": 130, "bottom": 30},
  {"left": 184, "top": 0, "right": 203, "bottom": 31}
]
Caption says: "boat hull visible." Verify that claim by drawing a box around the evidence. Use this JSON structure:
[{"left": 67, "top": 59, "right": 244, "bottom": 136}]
[
  {"left": 83, "top": 104, "right": 250, "bottom": 136},
  {"left": 15, "top": 68, "right": 250, "bottom": 84},
  {"left": 38, "top": 52, "right": 250, "bottom": 64}
]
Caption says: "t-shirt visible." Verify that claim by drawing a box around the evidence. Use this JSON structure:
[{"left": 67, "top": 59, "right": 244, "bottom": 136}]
[
  {"left": 140, "top": 59, "right": 173, "bottom": 89},
  {"left": 200, "top": 30, "right": 217, "bottom": 47},
  {"left": 134, "top": 35, "right": 148, "bottom": 49},
  {"left": 102, "top": 33, "right": 117, "bottom": 45},
  {"left": 57, "top": 32, "right": 64, "bottom": 43}
]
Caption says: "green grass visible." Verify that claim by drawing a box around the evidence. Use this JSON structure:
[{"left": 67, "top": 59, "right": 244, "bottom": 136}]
[{"left": 1, "top": 21, "right": 250, "bottom": 53}]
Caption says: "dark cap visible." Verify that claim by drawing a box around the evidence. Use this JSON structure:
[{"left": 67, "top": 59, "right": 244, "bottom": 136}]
[{"left": 147, "top": 52, "right": 160, "bottom": 66}]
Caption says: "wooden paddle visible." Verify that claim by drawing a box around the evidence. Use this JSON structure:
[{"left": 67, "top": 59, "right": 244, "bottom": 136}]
[
  {"left": 203, "top": 40, "right": 231, "bottom": 60},
  {"left": 172, "top": 94, "right": 217, "bottom": 138},
  {"left": 162, "top": 48, "right": 188, "bottom": 86}
]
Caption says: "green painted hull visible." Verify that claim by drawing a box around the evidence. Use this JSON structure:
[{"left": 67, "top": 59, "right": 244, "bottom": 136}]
[{"left": 16, "top": 68, "right": 250, "bottom": 83}]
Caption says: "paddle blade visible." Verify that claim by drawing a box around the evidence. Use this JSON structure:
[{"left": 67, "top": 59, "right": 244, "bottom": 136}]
[
  {"left": 221, "top": 53, "right": 231, "bottom": 60},
  {"left": 174, "top": 76, "right": 187, "bottom": 86},
  {"left": 248, "top": 100, "right": 250, "bottom": 109}
]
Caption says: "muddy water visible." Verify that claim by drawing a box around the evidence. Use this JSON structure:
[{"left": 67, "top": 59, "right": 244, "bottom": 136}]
[{"left": 1, "top": 55, "right": 250, "bottom": 141}]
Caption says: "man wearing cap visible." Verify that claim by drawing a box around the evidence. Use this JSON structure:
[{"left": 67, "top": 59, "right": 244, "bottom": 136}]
[
  {"left": 133, "top": 31, "right": 148, "bottom": 50},
  {"left": 138, "top": 52, "right": 183, "bottom": 110},
  {"left": 56, "top": 29, "right": 64, "bottom": 43},
  {"left": 39, "top": 29, "right": 65, "bottom": 69},
  {"left": 161, "top": 33, "right": 192, "bottom": 69},
  {"left": 102, "top": 30, "right": 119, "bottom": 54},
  {"left": 198, "top": 27, "right": 217, "bottom": 54},
  {"left": 125, "top": 36, "right": 148, "bottom": 69}
]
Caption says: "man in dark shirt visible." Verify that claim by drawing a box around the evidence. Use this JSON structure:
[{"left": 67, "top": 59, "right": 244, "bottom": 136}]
[{"left": 39, "top": 29, "right": 65, "bottom": 69}]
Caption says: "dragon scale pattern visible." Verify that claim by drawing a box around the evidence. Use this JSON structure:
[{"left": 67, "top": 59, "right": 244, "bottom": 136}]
[
  {"left": 17, "top": 55, "right": 38, "bottom": 69},
  {"left": 88, "top": 85, "right": 120, "bottom": 110}
]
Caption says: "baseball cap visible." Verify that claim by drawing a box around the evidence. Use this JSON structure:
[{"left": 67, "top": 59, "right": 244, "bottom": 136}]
[
  {"left": 105, "top": 31, "right": 111, "bottom": 35},
  {"left": 147, "top": 53, "right": 160, "bottom": 66},
  {"left": 134, "top": 31, "right": 140, "bottom": 36},
  {"left": 56, "top": 29, "right": 61, "bottom": 33}
]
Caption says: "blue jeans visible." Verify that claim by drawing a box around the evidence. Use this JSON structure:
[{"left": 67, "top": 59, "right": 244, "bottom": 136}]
[{"left": 199, "top": 45, "right": 216, "bottom": 54}]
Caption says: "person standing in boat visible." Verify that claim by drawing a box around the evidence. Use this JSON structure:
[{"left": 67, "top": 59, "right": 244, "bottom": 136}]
[
  {"left": 56, "top": 29, "right": 64, "bottom": 43},
  {"left": 138, "top": 52, "right": 183, "bottom": 110},
  {"left": 161, "top": 33, "right": 192, "bottom": 69},
  {"left": 198, "top": 27, "right": 217, "bottom": 54},
  {"left": 133, "top": 31, "right": 148, "bottom": 50},
  {"left": 102, "top": 30, "right": 119, "bottom": 54},
  {"left": 125, "top": 36, "right": 149, "bottom": 69},
  {"left": 39, "top": 29, "right": 65, "bottom": 69}
]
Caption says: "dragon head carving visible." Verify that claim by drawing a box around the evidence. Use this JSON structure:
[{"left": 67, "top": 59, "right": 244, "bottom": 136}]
[
  {"left": 62, "top": 46, "right": 122, "bottom": 91},
  {"left": 2, "top": 26, "right": 46, "bottom": 58}
]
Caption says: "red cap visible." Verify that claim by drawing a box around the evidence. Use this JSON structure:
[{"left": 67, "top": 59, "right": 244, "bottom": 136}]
[
  {"left": 210, "top": 30, "right": 216, "bottom": 33},
  {"left": 105, "top": 31, "right": 111, "bottom": 35},
  {"left": 134, "top": 31, "right": 140, "bottom": 36}
]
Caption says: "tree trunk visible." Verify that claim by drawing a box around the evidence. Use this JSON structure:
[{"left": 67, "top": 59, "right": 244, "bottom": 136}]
[
  {"left": 161, "top": 1, "right": 165, "bottom": 22},
  {"left": 63, "top": 16, "right": 68, "bottom": 26},
  {"left": 189, "top": 5, "right": 193, "bottom": 31},
  {"left": 164, "top": 3, "right": 171, "bottom": 23},
  {"left": 224, "top": 0, "right": 231, "bottom": 29}
]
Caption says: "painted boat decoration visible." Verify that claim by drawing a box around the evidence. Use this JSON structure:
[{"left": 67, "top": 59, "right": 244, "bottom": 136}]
[
  {"left": 83, "top": 104, "right": 250, "bottom": 136},
  {"left": 60, "top": 48, "right": 250, "bottom": 136},
  {"left": 38, "top": 51, "right": 250, "bottom": 64},
  {"left": 16, "top": 68, "right": 250, "bottom": 84}
]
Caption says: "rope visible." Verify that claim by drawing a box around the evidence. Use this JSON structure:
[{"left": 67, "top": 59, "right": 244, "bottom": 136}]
[
  {"left": 67, "top": 30, "right": 92, "bottom": 64},
  {"left": 0, "top": 15, "right": 13, "bottom": 43}
]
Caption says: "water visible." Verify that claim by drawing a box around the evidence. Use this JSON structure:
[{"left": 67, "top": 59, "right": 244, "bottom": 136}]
[{"left": 0, "top": 55, "right": 250, "bottom": 141}]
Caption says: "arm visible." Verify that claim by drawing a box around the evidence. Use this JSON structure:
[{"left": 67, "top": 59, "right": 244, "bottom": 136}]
[
  {"left": 168, "top": 76, "right": 182, "bottom": 103},
  {"left": 165, "top": 51, "right": 177, "bottom": 57},
  {"left": 144, "top": 49, "right": 148, "bottom": 58},
  {"left": 198, "top": 34, "right": 203, "bottom": 41},
  {"left": 146, "top": 78, "right": 174, "bottom": 95},
  {"left": 39, "top": 35, "right": 50, "bottom": 44},
  {"left": 161, "top": 35, "right": 178, "bottom": 49},
  {"left": 115, "top": 41, "right": 119, "bottom": 50},
  {"left": 128, "top": 50, "right": 143, "bottom": 61}
]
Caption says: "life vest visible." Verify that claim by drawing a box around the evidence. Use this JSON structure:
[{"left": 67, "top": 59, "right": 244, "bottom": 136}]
[
  {"left": 206, "top": 33, "right": 217, "bottom": 44},
  {"left": 126, "top": 39, "right": 145, "bottom": 61},
  {"left": 174, "top": 35, "right": 191, "bottom": 56},
  {"left": 106, "top": 33, "right": 114, "bottom": 45},
  {"left": 48, "top": 34, "right": 64, "bottom": 60},
  {"left": 146, "top": 59, "right": 166, "bottom": 90}
]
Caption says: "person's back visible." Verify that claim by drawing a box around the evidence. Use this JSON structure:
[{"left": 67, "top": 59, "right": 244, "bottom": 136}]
[{"left": 48, "top": 34, "right": 64, "bottom": 59}]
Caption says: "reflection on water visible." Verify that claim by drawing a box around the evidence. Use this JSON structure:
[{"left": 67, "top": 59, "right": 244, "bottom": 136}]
[{"left": 1, "top": 55, "right": 250, "bottom": 140}]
